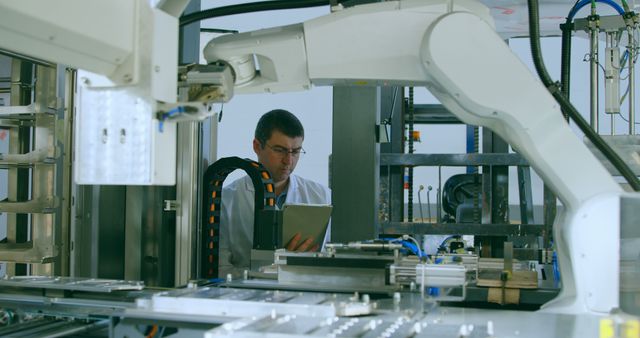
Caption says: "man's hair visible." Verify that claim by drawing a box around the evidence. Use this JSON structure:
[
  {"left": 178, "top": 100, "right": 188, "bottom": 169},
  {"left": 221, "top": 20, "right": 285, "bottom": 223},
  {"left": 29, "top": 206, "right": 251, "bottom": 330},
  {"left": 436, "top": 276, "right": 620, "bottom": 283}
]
[{"left": 255, "top": 109, "right": 304, "bottom": 145}]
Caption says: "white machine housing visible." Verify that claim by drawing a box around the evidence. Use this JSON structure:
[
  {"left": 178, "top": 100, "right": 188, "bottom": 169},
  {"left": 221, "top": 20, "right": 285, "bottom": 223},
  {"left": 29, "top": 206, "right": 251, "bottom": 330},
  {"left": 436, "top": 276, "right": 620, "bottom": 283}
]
[
  {"left": 205, "top": 0, "right": 628, "bottom": 314},
  {"left": 0, "top": 0, "right": 188, "bottom": 185}
]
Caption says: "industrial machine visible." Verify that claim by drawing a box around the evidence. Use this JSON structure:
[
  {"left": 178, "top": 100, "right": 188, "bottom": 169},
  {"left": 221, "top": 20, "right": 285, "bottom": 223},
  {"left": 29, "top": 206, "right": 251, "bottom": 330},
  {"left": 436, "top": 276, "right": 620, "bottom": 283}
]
[{"left": 0, "top": 0, "right": 638, "bottom": 337}]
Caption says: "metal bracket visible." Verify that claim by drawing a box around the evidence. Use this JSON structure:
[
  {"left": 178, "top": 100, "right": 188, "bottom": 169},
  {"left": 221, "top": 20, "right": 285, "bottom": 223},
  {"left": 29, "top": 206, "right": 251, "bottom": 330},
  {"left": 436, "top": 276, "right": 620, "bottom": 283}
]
[{"left": 163, "top": 200, "right": 179, "bottom": 212}]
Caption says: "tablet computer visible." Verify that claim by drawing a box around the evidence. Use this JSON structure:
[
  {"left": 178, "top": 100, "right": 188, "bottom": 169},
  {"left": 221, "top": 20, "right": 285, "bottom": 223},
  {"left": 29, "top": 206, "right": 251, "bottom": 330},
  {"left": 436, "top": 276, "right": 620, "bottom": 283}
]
[{"left": 281, "top": 203, "right": 332, "bottom": 249}]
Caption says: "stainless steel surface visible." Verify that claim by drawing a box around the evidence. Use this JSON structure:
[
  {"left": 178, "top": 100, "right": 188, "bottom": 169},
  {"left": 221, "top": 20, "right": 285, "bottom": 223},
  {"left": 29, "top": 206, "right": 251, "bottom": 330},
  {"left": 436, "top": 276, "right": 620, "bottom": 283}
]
[
  {"left": 175, "top": 119, "right": 200, "bottom": 287},
  {"left": 332, "top": 86, "right": 380, "bottom": 242},
  {"left": 0, "top": 62, "right": 65, "bottom": 274},
  {"left": 584, "top": 135, "right": 640, "bottom": 175},
  {"left": 621, "top": 196, "right": 640, "bottom": 316},
  {"left": 575, "top": 15, "right": 640, "bottom": 134},
  {"left": 390, "top": 255, "right": 474, "bottom": 296},
  {"left": 203, "top": 305, "right": 611, "bottom": 338},
  {"left": 606, "top": 31, "right": 617, "bottom": 135},
  {"left": 590, "top": 19, "right": 599, "bottom": 132},
  {"left": 479, "top": 258, "right": 531, "bottom": 271},
  {"left": 0, "top": 273, "right": 617, "bottom": 338},
  {"left": 479, "top": 129, "right": 509, "bottom": 257},
  {"left": 482, "top": 129, "right": 509, "bottom": 226},
  {"left": 0, "top": 118, "right": 34, "bottom": 128},
  {"left": 0, "top": 103, "right": 36, "bottom": 115},
  {"left": 0, "top": 49, "right": 55, "bottom": 68},
  {"left": 74, "top": 184, "right": 176, "bottom": 285},
  {"left": 138, "top": 186, "right": 177, "bottom": 286},
  {"left": 380, "top": 153, "right": 528, "bottom": 166},
  {"left": 412, "top": 104, "right": 462, "bottom": 124},
  {"left": 516, "top": 166, "right": 534, "bottom": 224},
  {"left": 0, "top": 198, "right": 57, "bottom": 213},
  {"left": 574, "top": 15, "right": 626, "bottom": 32},
  {"left": 325, "top": 242, "right": 403, "bottom": 251},
  {"left": 542, "top": 184, "right": 556, "bottom": 251},
  {"left": 504, "top": 242, "right": 513, "bottom": 273},
  {"left": 0, "top": 152, "right": 54, "bottom": 169},
  {"left": 56, "top": 70, "right": 74, "bottom": 279},
  {"left": 0, "top": 292, "right": 136, "bottom": 319},
  {"left": 71, "top": 185, "right": 100, "bottom": 277},
  {"left": 379, "top": 86, "right": 404, "bottom": 225},
  {"left": 145, "top": 287, "right": 345, "bottom": 318},
  {"left": 380, "top": 222, "right": 543, "bottom": 236},
  {"left": 250, "top": 249, "right": 276, "bottom": 273},
  {"left": 6, "top": 58, "right": 32, "bottom": 277},
  {"left": 124, "top": 187, "right": 143, "bottom": 281},
  {"left": 628, "top": 27, "right": 636, "bottom": 135},
  {"left": 0, "top": 318, "right": 109, "bottom": 338},
  {"left": 274, "top": 250, "right": 398, "bottom": 293},
  {"left": 278, "top": 264, "right": 390, "bottom": 293},
  {"left": 0, "top": 276, "right": 144, "bottom": 292},
  {"left": 416, "top": 264, "right": 466, "bottom": 287},
  {"left": 176, "top": 7, "right": 205, "bottom": 286}
]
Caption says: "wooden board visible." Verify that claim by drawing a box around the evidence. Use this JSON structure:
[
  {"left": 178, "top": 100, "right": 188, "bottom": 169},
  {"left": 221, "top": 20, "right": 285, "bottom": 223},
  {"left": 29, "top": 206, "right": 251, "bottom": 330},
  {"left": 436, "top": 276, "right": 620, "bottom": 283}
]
[
  {"left": 476, "top": 270, "right": 538, "bottom": 289},
  {"left": 487, "top": 287, "right": 520, "bottom": 304}
]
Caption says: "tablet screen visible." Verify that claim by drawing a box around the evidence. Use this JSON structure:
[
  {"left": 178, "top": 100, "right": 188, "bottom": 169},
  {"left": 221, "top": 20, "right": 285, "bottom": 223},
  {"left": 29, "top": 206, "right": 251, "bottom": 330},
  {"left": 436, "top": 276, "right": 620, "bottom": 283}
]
[{"left": 281, "top": 203, "right": 332, "bottom": 249}]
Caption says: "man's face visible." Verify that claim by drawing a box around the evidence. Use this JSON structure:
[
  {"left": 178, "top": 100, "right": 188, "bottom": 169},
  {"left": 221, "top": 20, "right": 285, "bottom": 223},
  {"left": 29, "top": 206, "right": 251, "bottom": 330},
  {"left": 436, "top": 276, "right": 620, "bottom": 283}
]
[{"left": 253, "top": 130, "right": 304, "bottom": 185}]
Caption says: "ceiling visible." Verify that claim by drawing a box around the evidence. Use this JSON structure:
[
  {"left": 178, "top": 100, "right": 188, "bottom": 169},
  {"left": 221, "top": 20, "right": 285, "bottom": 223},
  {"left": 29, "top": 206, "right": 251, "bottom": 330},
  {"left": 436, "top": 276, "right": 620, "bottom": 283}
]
[
  {"left": 199, "top": 0, "right": 635, "bottom": 38},
  {"left": 480, "top": 0, "right": 631, "bottom": 38}
]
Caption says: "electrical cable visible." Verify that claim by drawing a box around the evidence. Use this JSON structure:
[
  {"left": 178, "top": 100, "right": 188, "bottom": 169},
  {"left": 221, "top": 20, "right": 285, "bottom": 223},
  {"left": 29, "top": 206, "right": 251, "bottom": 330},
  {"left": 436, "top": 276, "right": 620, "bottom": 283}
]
[
  {"left": 562, "top": 0, "right": 632, "bottom": 122},
  {"left": 616, "top": 110, "right": 640, "bottom": 124},
  {"left": 620, "top": 67, "right": 634, "bottom": 106},
  {"left": 380, "top": 236, "right": 425, "bottom": 258},
  {"left": 529, "top": 0, "right": 640, "bottom": 191},
  {"left": 561, "top": 0, "right": 627, "bottom": 104},
  {"left": 401, "top": 241, "right": 421, "bottom": 257},
  {"left": 180, "top": 0, "right": 334, "bottom": 27},
  {"left": 385, "top": 86, "right": 400, "bottom": 121},
  {"left": 560, "top": 18, "right": 573, "bottom": 120},
  {"left": 561, "top": 0, "right": 626, "bottom": 102},
  {"left": 567, "top": 0, "right": 625, "bottom": 20},
  {"left": 620, "top": 0, "right": 631, "bottom": 12},
  {"left": 439, "top": 235, "right": 461, "bottom": 250},
  {"left": 157, "top": 106, "right": 185, "bottom": 132},
  {"left": 146, "top": 325, "right": 158, "bottom": 338},
  {"left": 403, "top": 235, "right": 424, "bottom": 259}
]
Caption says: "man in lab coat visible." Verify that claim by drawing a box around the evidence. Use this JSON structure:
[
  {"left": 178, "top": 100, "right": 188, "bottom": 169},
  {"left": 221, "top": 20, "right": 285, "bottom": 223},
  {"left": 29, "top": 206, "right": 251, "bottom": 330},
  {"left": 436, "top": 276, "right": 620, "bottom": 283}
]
[{"left": 219, "top": 109, "right": 331, "bottom": 278}]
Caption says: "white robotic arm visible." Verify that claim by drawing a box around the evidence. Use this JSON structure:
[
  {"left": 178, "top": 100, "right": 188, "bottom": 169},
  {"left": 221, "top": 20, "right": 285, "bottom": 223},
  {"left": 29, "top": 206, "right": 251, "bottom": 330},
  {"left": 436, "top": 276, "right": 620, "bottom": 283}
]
[{"left": 205, "top": 0, "right": 626, "bottom": 315}]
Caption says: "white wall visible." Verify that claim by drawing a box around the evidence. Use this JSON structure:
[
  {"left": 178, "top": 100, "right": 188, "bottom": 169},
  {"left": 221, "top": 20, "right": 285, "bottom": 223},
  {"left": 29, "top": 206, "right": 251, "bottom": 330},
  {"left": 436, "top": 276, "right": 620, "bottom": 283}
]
[{"left": 199, "top": 1, "right": 640, "bottom": 209}]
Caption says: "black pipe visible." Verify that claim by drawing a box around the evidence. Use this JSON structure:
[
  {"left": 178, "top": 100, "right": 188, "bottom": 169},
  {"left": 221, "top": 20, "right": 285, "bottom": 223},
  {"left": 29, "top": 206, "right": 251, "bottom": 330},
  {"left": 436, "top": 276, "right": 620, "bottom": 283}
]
[
  {"left": 560, "top": 20, "right": 573, "bottom": 121},
  {"left": 180, "top": 0, "right": 331, "bottom": 27},
  {"left": 527, "top": 0, "right": 640, "bottom": 191}
]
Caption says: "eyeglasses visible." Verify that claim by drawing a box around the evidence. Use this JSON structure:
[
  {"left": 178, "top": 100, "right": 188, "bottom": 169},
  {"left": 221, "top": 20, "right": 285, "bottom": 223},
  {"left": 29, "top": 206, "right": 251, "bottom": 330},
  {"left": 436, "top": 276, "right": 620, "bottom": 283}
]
[{"left": 264, "top": 143, "right": 306, "bottom": 157}]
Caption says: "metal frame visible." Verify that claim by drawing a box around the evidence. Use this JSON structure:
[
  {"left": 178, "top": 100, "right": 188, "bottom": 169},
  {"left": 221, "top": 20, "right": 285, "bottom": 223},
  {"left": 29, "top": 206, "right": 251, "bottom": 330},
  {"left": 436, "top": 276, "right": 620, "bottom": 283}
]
[
  {"left": 477, "top": 128, "right": 509, "bottom": 258},
  {"left": 331, "top": 86, "right": 381, "bottom": 242},
  {"left": 174, "top": 0, "right": 201, "bottom": 287},
  {"left": 380, "top": 102, "right": 545, "bottom": 258},
  {"left": 379, "top": 87, "right": 404, "bottom": 224},
  {"left": 379, "top": 222, "right": 544, "bottom": 236},
  {"left": 0, "top": 58, "right": 70, "bottom": 275}
]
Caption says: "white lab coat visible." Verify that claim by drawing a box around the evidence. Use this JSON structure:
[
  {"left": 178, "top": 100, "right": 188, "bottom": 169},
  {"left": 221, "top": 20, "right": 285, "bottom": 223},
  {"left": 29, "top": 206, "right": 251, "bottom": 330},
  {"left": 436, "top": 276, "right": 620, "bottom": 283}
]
[{"left": 219, "top": 174, "right": 331, "bottom": 278}]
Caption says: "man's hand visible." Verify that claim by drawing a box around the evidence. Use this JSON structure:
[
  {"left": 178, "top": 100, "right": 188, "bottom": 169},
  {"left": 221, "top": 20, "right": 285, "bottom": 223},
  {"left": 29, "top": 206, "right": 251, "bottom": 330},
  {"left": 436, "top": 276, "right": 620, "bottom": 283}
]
[{"left": 285, "top": 232, "right": 320, "bottom": 252}]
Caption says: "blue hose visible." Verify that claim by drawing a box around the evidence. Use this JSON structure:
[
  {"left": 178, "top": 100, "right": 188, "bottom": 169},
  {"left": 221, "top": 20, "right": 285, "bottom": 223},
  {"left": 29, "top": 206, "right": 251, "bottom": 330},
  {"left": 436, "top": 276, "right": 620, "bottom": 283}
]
[
  {"left": 401, "top": 241, "right": 425, "bottom": 259},
  {"left": 380, "top": 237, "right": 426, "bottom": 259},
  {"left": 568, "top": 0, "right": 625, "bottom": 21},
  {"left": 158, "top": 106, "right": 185, "bottom": 132},
  {"left": 552, "top": 250, "right": 561, "bottom": 288}
]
